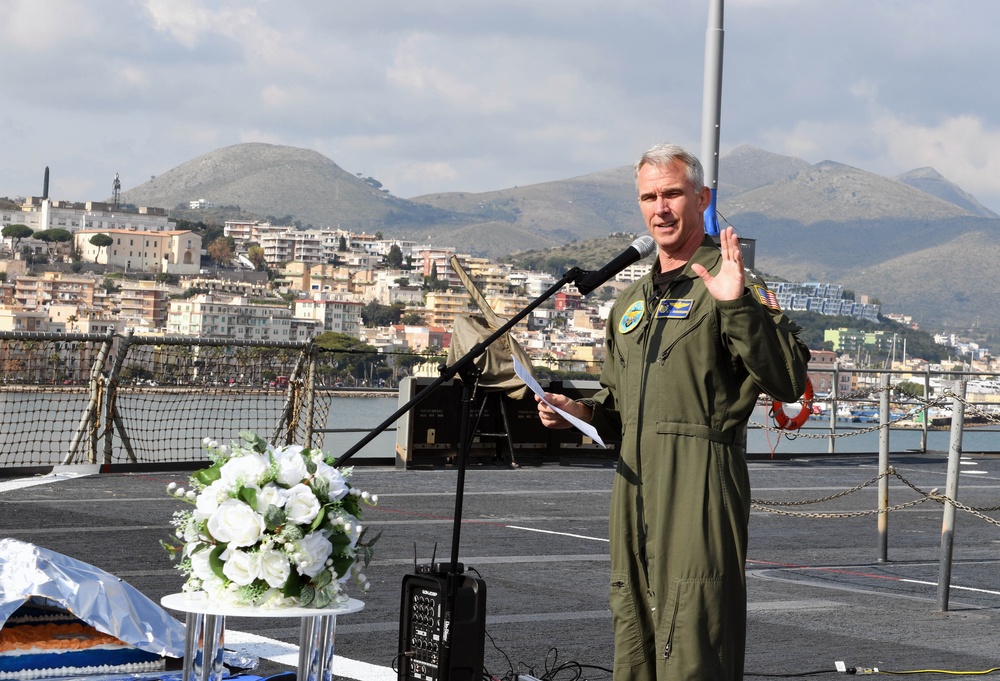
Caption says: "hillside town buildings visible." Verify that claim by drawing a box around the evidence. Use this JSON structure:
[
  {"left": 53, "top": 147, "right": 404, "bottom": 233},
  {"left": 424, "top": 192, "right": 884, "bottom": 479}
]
[{"left": 4, "top": 191, "right": 989, "bottom": 389}]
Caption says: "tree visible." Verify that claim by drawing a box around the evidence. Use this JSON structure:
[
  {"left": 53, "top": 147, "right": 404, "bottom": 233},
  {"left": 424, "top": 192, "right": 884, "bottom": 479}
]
[
  {"left": 361, "top": 301, "right": 405, "bottom": 327},
  {"left": 247, "top": 244, "right": 266, "bottom": 270},
  {"left": 385, "top": 244, "right": 404, "bottom": 269},
  {"left": 35, "top": 228, "right": 74, "bottom": 261},
  {"left": 207, "top": 237, "right": 234, "bottom": 266},
  {"left": 89, "top": 233, "right": 113, "bottom": 262},
  {"left": 2, "top": 224, "right": 33, "bottom": 253},
  {"left": 400, "top": 311, "right": 424, "bottom": 325},
  {"left": 338, "top": 235, "right": 348, "bottom": 252},
  {"left": 34, "top": 228, "right": 73, "bottom": 244},
  {"left": 423, "top": 262, "right": 449, "bottom": 292},
  {"left": 314, "top": 332, "right": 380, "bottom": 384}
]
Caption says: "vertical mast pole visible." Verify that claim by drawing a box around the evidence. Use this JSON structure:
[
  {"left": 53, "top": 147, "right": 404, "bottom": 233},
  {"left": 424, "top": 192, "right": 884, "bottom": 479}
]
[{"left": 700, "top": 0, "right": 724, "bottom": 236}]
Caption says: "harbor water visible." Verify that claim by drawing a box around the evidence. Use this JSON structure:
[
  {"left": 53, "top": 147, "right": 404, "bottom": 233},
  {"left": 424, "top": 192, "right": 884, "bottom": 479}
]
[
  {"left": 327, "top": 398, "right": 1000, "bottom": 460},
  {"left": 6, "top": 393, "right": 999, "bottom": 468}
]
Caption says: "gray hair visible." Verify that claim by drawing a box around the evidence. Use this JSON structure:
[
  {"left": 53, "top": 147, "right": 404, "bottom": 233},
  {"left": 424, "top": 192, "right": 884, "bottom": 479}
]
[{"left": 634, "top": 143, "right": 705, "bottom": 191}]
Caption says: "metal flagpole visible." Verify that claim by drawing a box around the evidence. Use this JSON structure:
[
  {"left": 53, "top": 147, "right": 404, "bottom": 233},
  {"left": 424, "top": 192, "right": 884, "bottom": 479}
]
[{"left": 700, "top": 0, "right": 724, "bottom": 237}]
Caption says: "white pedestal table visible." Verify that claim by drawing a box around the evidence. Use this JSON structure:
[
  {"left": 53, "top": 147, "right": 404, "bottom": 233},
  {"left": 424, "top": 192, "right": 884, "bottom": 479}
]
[{"left": 162, "top": 593, "right": 364, "bottom": 681}]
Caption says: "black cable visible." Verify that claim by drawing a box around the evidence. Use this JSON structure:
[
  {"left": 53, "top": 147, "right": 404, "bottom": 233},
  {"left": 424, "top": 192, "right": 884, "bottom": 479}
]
[
  {"left": 745, "top": 671, "right": 838, "bottom": 678},
  {"left": 484, "top": 627, "right": 516, "bottom": 681}
]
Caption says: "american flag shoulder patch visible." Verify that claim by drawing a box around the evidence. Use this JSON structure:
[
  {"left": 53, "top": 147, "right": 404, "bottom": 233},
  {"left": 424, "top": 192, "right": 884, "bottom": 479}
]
[{"left": 752, "top": 284, "right": 781, "bottom": 310}]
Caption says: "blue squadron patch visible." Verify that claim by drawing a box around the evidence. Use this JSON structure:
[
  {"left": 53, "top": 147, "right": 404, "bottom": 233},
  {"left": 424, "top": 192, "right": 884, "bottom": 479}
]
[
  {"left": 618, "top": 300, "right": 645, "bottom": 334},
  {"left": 656, "top": 299, "right": 693, "bottom": 319}
]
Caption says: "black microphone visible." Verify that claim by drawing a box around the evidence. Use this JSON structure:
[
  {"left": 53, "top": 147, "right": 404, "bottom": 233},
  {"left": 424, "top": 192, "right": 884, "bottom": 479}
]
[{"left": 575, "top": 235, "right": 656, "bottom": 295}]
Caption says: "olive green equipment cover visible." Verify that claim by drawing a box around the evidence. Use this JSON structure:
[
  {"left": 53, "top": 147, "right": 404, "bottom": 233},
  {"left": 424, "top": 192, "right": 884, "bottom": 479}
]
[{"left": 445, "top": 255, "right": 535, "bottom": 400}]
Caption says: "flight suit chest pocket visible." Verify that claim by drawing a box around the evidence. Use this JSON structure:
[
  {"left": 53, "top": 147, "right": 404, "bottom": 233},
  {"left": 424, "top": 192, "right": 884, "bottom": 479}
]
[{"left": 652, "top": 310, "right": 710, "bottom": 365}]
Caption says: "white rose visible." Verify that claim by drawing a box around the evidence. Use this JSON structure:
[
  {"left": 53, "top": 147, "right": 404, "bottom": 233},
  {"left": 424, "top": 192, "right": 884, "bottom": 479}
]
[
  {"left": 207, "top": 499, "right": 265, "bottom": 547},
  {"left": 222, "top": 549, "right": 261, "bottom": 586},
  {"left": 193, "top": 479, "right": 229, "bottom": 522},
  {"left": 200, "top": 574, "right": 227, "bottom": 601},
  {"left": 255, "top": 482, "right": 288, "bottom": 514},
  {"left": 220, "top": 452, "right": 270, "bottom": 488},
  {"left": 189, "top": 547, "right": 215, "bottom": 582},
  {"left": 294, "top": 532, "right": 333, "bottom": 578},
  {"left": 274, "top": 449, "right": 309, "bottom": 486},
  {"left": 314, "top": 462, "right": 349, "bottom": 501},
  {"left": 284, "top": 484, "right": 321, "bottom": 526},
  {"left": 259, "top": 548, "right": 292, "bottom": 588}
]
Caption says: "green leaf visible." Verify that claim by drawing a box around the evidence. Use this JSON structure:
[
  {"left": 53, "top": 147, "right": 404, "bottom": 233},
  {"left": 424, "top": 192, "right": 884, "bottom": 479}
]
[
  {"left": 264, "top": 505, "right": 286, "bottom": 531},
  {"left": 193, "top": 462, "right": 223, "bottom": 486},
  {"left": 310, "top": 476, "right": 330, "bottom": 503},
  {"left": 240, "top": 431, "right": 267, "bottom": 453},
  {"left": 360, "top": 530, "right": 382, "bottom": 568},
  {"left": 299, "top": 585, "right": 316, "bottom": 607},
  {"left": 328, "top": 532, "right": 351, "bottom": 552},
  {"left": 331, "top": 554, "right": 354, "bottom": 579},
  {"left": 208, "top": 544, "right": 227, "bottom": 579},
  {"left": 282, "top": 570, "right": 304, "bottom": 598},
  {"left": 238, "top": 486, "right": 258, "bottom": 510},
  {"left": 341, "top": 494, "right": 360, "bottom": 517},
  {"left": 304, "top": 456, "right": 318, "bottom": 476},
  {"left": 309, "top": 506, "right": 327, "bottom": 533},
  {"left": 312, "top": 587, "right": 333, "bottom": 609},
  {"left": 312, "top": 569, "right": 333, "bottom": 589}
]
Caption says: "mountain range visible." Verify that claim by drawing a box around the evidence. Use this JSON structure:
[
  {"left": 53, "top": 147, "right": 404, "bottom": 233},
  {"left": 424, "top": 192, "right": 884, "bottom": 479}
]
[{"left": 119, "top": 142, "right": 1000, "bottom": 331}]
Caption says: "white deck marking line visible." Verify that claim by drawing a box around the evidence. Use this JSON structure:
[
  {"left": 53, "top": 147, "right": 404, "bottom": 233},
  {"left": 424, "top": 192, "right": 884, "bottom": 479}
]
[
  {"left": 505, "top": 525, "right": 609, "bottom": 542},
  {"left": 898, "top": 578, "right": 1000, "bottom": 596},
  {"left": 225, "top": 630, "right": 396, "bottom": 681},
  {"left": 0, "top": 467, "right": 98, "bottom": 493}
]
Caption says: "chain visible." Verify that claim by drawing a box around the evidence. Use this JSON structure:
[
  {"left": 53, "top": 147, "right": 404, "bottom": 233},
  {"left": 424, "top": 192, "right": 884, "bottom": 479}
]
[
  {"left": 751, "top": 467, "right": 1000, "bottom": 527},
  {"left": 751, "top": 469, "right": 892, "bottom": 506},
  {"left": 756, "top": 381, "right": 1000, "bottom": 438}
]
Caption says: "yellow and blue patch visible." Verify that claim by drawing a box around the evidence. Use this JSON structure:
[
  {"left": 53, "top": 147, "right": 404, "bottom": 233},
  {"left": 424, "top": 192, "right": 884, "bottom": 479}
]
[
  {"left": 656, "top": 298, "right": 693, "bottom": 319},
  {"left": 618, "top": 300, "right": 645, "bottom": 334}
]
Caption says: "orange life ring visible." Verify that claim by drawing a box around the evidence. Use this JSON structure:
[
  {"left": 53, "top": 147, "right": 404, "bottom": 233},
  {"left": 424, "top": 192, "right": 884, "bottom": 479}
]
[{"left": 769, "top": 378, "right": 814, "bottom": 431}]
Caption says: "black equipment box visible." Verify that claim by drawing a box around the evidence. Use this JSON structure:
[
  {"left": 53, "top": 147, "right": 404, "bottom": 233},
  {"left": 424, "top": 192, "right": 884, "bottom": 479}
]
[{"left": 398, "top": 571, "right": 487, "bottom": 681}]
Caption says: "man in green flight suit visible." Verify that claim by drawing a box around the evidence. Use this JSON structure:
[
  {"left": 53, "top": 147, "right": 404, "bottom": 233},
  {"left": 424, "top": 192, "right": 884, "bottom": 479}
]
[{"left": 537, "top": 142, "right": 811, "bottom": 681}]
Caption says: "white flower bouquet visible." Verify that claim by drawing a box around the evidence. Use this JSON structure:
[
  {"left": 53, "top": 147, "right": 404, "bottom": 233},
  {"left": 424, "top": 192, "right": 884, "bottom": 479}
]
[{"left": 163, "top": 432, "right": 380, "bottom": 609}]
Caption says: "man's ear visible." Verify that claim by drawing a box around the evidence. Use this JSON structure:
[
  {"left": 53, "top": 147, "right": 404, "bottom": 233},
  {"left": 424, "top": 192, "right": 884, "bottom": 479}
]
[{"left": 698, "top": 185, "right": 712, "bottom": 211}]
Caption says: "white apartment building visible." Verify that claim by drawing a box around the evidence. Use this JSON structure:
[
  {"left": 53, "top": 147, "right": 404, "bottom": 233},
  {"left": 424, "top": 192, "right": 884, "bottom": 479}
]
[
  {"left": 259, "top": 229, "right": 343, "bottom": 266},
  {"left": 1, "top": 198, "right": 174, "bottom": 235},
  {"left": 167, "top": 294, "right": 293, "bottom": 341},
  {"left": 293, "top": 297, "right": 364, "bottom": 337},
  {"left": 615, "top": 262, "right": 654, "bottom": 283},
  {"left": 224, "top": 221, "right": 290, "bottom": 248},
  {"left": 75, "top": 229, "right": 201, "bottom": 275}
]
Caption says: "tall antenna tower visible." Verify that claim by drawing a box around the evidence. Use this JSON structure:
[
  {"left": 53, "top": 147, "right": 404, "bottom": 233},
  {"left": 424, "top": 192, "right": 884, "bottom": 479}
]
[{"left": 112, "top": 173, "right": 121, "bottom": 209}]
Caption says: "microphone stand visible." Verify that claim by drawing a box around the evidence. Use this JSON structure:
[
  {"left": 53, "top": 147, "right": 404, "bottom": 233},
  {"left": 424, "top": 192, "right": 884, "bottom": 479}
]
[
  {"left": 332, "top": 264, "right": 586, "bottom": 469},
  {"left": 333, "top": 265, "right": 588, "bottom": 681}
]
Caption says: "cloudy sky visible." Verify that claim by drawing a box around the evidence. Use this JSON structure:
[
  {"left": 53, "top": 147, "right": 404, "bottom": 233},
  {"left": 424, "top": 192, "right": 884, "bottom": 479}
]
[{"left": 3, "top": 0, "right": 1000, "bottom": 213}]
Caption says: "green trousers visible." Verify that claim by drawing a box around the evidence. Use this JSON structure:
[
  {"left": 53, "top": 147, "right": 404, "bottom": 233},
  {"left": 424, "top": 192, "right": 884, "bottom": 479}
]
[{"left": 608, "top": 438, "right": 751, "bottom": 681}]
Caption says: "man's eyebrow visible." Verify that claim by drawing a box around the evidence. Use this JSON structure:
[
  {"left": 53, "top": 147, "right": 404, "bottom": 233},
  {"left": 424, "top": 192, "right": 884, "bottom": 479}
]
[{"left": 639, "top": 186, "right": 684, "bottom": 199}]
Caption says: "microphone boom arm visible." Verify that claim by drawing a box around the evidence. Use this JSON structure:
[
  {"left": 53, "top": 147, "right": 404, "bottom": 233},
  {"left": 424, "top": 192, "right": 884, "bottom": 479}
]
[{"left": 333, "top": 266, "right": 589, "bottom": 468}]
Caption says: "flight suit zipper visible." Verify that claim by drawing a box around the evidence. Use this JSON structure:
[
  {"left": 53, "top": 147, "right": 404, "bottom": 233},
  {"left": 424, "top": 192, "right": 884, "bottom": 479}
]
[{"left": 657, "top": 315, "right": 707, "bottom": 364}]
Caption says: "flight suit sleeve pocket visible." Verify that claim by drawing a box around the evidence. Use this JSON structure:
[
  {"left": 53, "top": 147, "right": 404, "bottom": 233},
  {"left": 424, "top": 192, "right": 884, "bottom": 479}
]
[{"left": 609, "top": 572, "right": 648, "bottom": 668}]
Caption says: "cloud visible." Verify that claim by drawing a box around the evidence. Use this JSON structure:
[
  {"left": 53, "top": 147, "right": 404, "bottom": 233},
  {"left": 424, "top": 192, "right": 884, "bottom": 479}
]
[
  {"left": 875, "top": 113, "right": 1000, "bottom": 198},
  {"left": 0, "top": 0, "right": 99, "bottom": 50}
]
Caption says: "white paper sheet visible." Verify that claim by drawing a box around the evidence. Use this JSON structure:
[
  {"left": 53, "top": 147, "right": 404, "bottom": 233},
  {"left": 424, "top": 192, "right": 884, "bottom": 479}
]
[{"left": 512, "top": 355, "right": 606, "bottom": 448}]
